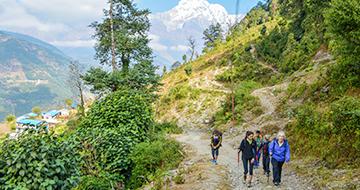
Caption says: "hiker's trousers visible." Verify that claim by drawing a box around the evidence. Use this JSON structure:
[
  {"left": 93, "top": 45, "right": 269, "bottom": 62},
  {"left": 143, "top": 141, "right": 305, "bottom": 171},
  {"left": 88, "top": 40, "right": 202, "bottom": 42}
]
[
  {"left": 242, "top": 158, "right": 254, "bottom": 175},
  {"left": 263, "top": 154, "right": 270, "bottom": 174},
  {"left": 211, "top": 147, "right": 219, "bottom": 158},
  {"left": 271, "top": 158, "right": 284, "bottom": 183}
]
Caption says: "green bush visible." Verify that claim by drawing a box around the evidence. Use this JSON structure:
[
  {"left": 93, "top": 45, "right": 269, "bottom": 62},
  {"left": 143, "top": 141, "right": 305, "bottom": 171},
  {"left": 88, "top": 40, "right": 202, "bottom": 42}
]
[
  {"left": 184, "top": 64, "right": 192, "bottom": 76},
  {"left": 80, "top": 89, "right": 153, "bottom": 141},
  {"left": 330, "top": 97, "right": 360, "bottom": 151},
  {"left": 288, "top": 96, "right": 360, "bottom": 168},
  {"left": 77, "top": 89, "right": 154, "bottom": 184},
  {"left": 215, "top": 49, "right": 277, "bottom": 85},
  {"left": 152, "top": 122, "right": 183, "bottom": 135},
  {"left": 5, "top": 114, "right": 16, "bottom": 123},
  {"left": 72, "top": 176, "right": 115, "bottom": 190},
  {"left": 165, "top": 84, "right": 201, "bottom": 102},
  {"left": 326, "top": 0, "right": 360, "bottom": 93},
  {"left": 0, "top": 131, "right": 81, "bottom": 189},
  {"left": 73, "top": 176, "right": 113, "bottom": 190},
  {"left": 78, "top": 128, "right": 136, "bottom": 183},
  {"left": 128, "top": 138, "right": 183, "bottom": 189},
  {"left": 214, "top": 81, "right": 262, "bottom": 125}
]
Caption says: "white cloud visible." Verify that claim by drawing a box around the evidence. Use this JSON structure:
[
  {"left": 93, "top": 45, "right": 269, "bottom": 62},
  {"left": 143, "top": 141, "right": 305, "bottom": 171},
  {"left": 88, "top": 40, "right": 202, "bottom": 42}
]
[
  {"left": 18, "top": 0, "right": 106, "bottom": 24},
  {"left": 170, "top": 45, "right": 189, "bottom": 52},
  {"left": 0, "top": 0, "right": 107, "bottom": 48},
  {"left": 0, "top": 0, "right": 69, "bottom": 33},
  {"left": 148, "top": 34, "right": 160, "bottom": 41},
  {"left": 51, "top": 40, "right": 96, "bottom": 48},
  {"left": 149, "top": 42, "right": 168, "bottom": 52}
]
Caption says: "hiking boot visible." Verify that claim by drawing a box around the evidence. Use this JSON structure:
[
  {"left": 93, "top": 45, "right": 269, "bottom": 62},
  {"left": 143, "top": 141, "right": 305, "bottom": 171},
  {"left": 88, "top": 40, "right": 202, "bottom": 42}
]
[
  {"left": 247, "top": 176, "right": 253, "bottom": 188},
  {"left": 274, "top": 182, "right": 279, "bottom": 186},
  {"left": 247, "top": 182, "right": 251, "bottom": 188}
]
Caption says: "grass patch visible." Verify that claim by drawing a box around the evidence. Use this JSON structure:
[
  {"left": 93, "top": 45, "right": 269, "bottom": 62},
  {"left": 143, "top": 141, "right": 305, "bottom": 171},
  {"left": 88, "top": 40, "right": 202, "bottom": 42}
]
[{"left": 214, "top": 80, "right": 263, "bottom": 127}]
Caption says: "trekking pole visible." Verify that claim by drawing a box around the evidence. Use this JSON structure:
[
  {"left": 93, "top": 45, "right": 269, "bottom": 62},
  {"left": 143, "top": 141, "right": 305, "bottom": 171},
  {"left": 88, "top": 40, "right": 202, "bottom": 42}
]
[{"left": 237, "top": 152, "right": 240, "bottom": 167}]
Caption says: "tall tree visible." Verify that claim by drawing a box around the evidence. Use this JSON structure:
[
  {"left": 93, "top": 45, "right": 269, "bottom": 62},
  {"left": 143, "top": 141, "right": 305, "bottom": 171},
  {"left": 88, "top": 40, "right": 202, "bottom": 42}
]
[
  {"left": 91, "top": 0, "right": 152, "bottom": 73},
  {"left": 325, "top": 0, "right": 360, "bottom": 91},
  {"left": 187, "top": 36, "right": 196, "bottom": 61},
  {"left": 162, "top": 65, "right": 167, "bottom": 76},
  {"left": 182, "top": 54, "right": 187, "bottom": 64},
  {"left": 202, "top": 23, "right": 223, "bottom": 52},
  {"left": 171, "top": 61, "right": 181, "bottom": 70},
  {"left": 31, "top": 107, "right": 41, "bottom": 116},
  {"left": 86, "top": 0, "right": 160, "bottom": 95},
  {"left": 68, "top": 61, "right": 86, "bottom": 117},
  {"left": 109, "top": 0, "right": 117, "bottom": 71},
  {"left": 65, "top": 99, "right": 73, "bottom": 108}
]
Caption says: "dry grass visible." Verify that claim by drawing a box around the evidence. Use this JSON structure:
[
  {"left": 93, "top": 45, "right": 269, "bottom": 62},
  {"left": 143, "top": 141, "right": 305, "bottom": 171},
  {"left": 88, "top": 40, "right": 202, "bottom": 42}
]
[{"left": 0, "top": 122, "right": 12, "bottom": 137}]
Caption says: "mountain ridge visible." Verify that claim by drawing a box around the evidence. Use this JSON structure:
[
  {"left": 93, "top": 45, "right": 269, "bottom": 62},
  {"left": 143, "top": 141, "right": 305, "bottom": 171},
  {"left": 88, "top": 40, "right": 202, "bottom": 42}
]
[{"left": 0, "top": 30, "right": 73, "bottom": 120}]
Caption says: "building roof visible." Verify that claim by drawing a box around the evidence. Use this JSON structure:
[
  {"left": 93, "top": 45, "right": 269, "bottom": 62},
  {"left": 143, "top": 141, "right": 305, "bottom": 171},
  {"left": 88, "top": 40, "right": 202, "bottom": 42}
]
[
  {"left": 45, "top": 110, "right": 60, "bottom": 117},
  {"left": 16, "top": 119, "right": 45, "bottom": 126},
  {"left": 16, "top": 115, "right": 30, "bottom": 122},
  {"left": 71, "top": 102, "right": 78, "bottom": 109}
]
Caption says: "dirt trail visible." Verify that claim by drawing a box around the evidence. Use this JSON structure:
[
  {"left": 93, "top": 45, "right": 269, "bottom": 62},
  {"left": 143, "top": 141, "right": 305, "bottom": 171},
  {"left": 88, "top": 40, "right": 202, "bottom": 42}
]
[{"left": 173, "top": 82, "right": 313, "bottom": 189}]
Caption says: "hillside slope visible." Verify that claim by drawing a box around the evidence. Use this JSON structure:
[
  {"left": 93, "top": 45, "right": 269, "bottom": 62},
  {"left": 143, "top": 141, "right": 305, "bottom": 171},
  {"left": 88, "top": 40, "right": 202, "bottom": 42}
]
[
  {"left": 155, "top": 0, "right": 359, "bottom": 189},
  {"left": 0, "top": 31, "right": 73, "bottom": 119}
]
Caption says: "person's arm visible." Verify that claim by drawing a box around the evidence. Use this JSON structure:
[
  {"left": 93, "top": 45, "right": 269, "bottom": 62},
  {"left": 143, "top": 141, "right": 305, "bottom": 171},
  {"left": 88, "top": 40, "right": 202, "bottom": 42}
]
[
  {"left": 238, "top": 140, "right": 244, "bottom": 153},
  {"left": 269, "top": 140, "right": 274, "bottom": 157},
  {"left": 285, "top": 142, "right": 291, "bottom": 162},
  {"left": 258, "top": 140, "right": 264, "bottom": 152},
  {"left": 210, "top": 136, "right": 214, "bottom": 147},
  {"left": 214, "top": 135, "right": 222, "bottom": 149}
]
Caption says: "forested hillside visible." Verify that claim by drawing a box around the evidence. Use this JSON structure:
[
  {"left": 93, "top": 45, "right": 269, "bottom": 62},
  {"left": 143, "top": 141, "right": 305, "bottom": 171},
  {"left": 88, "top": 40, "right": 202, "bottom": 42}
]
[{"left": 157, "top": 0, "right": 359, "bottom": 188}]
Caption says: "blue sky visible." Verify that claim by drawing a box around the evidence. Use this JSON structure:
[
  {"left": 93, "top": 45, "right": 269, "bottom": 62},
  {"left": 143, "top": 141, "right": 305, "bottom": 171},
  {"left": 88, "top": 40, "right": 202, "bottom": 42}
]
[{"left": 137, "top": 0, "right": 261, "bottom": 14}]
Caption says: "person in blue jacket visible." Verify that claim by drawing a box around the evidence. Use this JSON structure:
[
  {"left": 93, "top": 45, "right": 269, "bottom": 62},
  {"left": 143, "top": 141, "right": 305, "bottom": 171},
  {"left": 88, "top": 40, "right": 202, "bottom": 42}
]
[{"left": 269, "top": 131, "right": 290, "bottom": 186}]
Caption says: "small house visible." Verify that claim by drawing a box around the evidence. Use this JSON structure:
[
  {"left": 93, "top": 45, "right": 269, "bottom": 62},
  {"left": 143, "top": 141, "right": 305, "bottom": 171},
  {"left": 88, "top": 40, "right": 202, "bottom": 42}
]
[
  {"left": 16, "top": 119, "right": 48, "bottom": 134},
  {"left": 16, "top": 115, "right": 30, "bottom": 122},
  {"left": 42, "top": 110, "right": 60, "bottom": 120},
  {"left": 71, "top": 102, "right": 78, "bottom": 109},
  {"left": 59, "top": 109, "right": 70, "bottom": 118}
]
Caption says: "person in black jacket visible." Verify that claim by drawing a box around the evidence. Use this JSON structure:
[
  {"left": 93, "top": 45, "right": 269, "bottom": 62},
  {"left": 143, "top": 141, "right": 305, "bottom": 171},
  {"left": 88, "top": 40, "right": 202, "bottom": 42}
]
[
  {"left": 210, "top": 129, "right": 222, "bottom": 165},
  {"left": 238, "top": 131, "right": 256, "bottom": 187}
]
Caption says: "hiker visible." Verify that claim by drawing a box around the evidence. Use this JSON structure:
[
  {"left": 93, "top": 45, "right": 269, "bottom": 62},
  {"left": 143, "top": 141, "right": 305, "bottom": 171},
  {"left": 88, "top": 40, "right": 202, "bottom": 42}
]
[
  {"left": 269, "top": 131, "right": 290, "bottom": 186},
  {"left": 262, "top": 134, "right": 271, "bottom": 178},
  {"left": 210, "top": 129, "right": 222, "bottom": 164},
  {"left": 238, "top": 131, "right": 256, "bottom": 187},
  {"left": 254, "top": 130, "right": 263, "bottom": 168}
]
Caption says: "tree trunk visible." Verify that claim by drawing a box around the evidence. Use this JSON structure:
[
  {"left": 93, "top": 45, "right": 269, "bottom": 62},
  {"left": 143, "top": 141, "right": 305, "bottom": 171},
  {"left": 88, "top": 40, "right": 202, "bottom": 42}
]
[
  {"left": 78, "top": 85, "right": 86, "bottom": 117},
  {"left": 109, "top": 0, "right": 117, "bottom": 71},
  {"left": 121, "top": 54, "right": 130, "bottom": 73}
]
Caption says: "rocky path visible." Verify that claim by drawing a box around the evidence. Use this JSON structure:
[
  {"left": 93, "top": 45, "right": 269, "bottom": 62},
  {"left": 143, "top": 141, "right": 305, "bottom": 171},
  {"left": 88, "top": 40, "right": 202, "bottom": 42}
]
[{"left": 173, "top": 83, "right": 313, "bottom": 189}]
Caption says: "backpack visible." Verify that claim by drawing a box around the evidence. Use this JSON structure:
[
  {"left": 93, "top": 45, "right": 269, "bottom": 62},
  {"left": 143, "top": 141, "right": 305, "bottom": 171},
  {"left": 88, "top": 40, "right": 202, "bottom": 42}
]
[
  {"left": 211, "top": 130, "right": 222, "bottom": 147},
  {"left": 263, "top": 141, "right": 269, "bottom": 155}
]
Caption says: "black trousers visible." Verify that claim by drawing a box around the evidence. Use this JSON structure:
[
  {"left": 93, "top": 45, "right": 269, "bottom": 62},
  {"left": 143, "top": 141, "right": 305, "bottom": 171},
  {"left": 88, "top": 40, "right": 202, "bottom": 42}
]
[
  {"left": 271, "top": 158, "right": 284, "bottom": 183},
  {"left": 263, "top": 154, "right": 270, "bottom": 174},
  {"left": 242, "top": 158, "right": 254, "bottom": 175}
]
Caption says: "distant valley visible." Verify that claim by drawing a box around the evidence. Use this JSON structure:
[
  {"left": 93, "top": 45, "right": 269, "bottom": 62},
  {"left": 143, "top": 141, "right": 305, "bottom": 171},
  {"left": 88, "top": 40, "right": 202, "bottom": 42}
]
[{"left": 0, "top": 31, "right": 74, "bottom": 120}]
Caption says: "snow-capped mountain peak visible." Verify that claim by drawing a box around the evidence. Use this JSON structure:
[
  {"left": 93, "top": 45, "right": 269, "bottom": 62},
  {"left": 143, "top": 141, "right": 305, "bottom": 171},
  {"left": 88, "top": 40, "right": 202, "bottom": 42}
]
[
  {"left": 149, "top": 0, "right": 243, "bottom": 70},
  {"left": 152, "top": 0, "right": 236, "bottom": 31}
]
